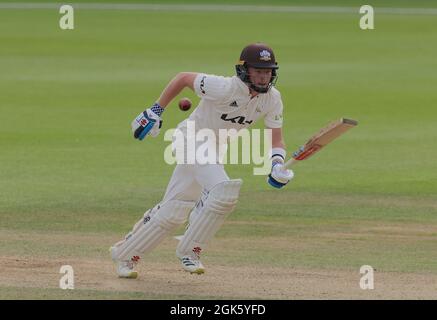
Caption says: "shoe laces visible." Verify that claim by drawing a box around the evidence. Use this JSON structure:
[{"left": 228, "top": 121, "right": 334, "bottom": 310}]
[{"left": 182, "top": 256, "right": 200, "bottom": 267}]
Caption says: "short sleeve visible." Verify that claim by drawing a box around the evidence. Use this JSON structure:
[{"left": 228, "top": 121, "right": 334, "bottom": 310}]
[
  {"left": 193, "top": 73, "right": 233, "bottom": 102},
  {"left": 264, "top": 99, "right": 284, "bottom": 128}
]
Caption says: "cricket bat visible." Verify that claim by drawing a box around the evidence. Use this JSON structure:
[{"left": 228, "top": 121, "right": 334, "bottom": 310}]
[{"left": 283, "top": 118, "right": 358, "bottom": 169}]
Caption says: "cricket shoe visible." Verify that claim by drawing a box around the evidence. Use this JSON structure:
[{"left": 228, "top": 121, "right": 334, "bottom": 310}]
[
  {"left": 116, "top": 260, "right": 138, "bottom": 279},
  {"left": 109, "top": 246, "right": 139, "bottom": 279},
  {"left": 180, "top": 256, "right": 205, "bottom": 274}
]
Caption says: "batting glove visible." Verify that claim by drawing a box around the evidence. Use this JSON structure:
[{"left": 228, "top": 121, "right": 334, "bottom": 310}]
[
  {"left": 268, "top": 163, "right": 294, "bottom": 189},
  {"left": 131, "top": 103, "right": 164, "bottom": 140}
]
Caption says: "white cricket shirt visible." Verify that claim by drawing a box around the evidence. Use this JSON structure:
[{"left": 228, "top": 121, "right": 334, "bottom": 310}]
[{"left": 176, "top": 73, "right": 284, "bottom": 142}]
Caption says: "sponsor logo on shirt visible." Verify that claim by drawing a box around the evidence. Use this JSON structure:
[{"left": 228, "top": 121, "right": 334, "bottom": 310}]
[
  {"left": 220, "top": 113, "right": 253, "bottom": 125},
  {"left": 199, "top": 76, "right": 206, "bottom": 94}
]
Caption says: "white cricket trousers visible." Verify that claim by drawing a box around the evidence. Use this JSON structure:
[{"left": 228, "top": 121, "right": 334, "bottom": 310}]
[{"left": 161, "top": 163, "right": 230, "bottom": 203}]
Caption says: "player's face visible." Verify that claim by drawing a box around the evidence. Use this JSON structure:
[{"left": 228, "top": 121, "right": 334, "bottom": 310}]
[
  {"left": 248, "top": 67, "right": 272, "bottom": 88},
  {"left": 249, "top": 67, "right": 272, "bottom": 88}
]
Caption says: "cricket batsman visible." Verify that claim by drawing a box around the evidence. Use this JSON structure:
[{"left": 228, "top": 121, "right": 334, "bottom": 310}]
[{"left": 110, "top": 43, "right": 294, "bottom": 277}]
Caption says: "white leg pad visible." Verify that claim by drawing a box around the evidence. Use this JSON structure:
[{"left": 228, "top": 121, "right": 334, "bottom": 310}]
[
  {"left": 112, "top": 200, "right": 195, "bottom": 262},
  {"left": 176, "top": 179, "right": 242, "bottom": 259}
]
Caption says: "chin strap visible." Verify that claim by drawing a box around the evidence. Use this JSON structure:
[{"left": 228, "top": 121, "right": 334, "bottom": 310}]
[{"left": 249, "top": 82, "right": 270, "bottom": 93}]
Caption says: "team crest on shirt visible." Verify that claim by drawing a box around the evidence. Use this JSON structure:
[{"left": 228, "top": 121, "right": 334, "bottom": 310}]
[{"left": 259, "top": 50, "right": 271, "bottom": 61}]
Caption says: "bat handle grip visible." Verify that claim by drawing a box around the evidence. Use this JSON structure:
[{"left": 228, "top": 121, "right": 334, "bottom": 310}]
[{"left": 283, "top": 157, "right": 297, "bottom": 169}]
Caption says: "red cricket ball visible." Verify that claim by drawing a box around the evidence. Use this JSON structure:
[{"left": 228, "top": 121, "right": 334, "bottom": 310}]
[{"left": 178, "top": 97, "right": 192, "bottom": 111}]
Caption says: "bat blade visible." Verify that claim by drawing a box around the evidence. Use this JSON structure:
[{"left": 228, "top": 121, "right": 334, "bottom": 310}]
[{"left": 284, "top": 118, "right": 358, "bottom": 168}]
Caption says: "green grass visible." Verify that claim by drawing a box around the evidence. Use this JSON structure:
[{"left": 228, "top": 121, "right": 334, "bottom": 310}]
[
  {"left": 1, "top": 2, "right": 437, "bottom": 299},
  {"left": 3, "top": 0, "right": 437, "bottom": 8}
]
